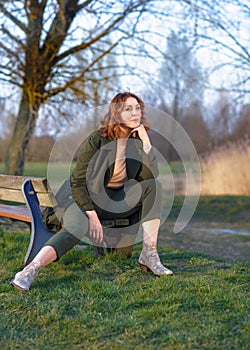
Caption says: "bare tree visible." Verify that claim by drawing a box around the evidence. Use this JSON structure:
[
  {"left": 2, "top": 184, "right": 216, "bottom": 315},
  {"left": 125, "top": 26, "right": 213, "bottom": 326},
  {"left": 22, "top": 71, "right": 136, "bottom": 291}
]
[
  {"left": 26, "top": 135, "right": 55, "bottom": 162},
  {"left": 188, "top": 0, "right": 250, "bottom": 97},
  {"left": 0, "top": 0, "right": 249, "bottom": 174},
  {"left": 182, "top": 102, "right": 211, "bottom": 154},
  {"left": 0, "top": 0, "right": 158, "bottom": 174},
  {"left": 158, "top": 31, "right": 205, "bottom": 160},
  {"left": 209, "top": 93, "right": 235, "bottom": 145},
  {"left": 159, "top": 31, "right": 204, "bottom": 114},
  {"left": 230, "top": 103, "right": 250, "bottom": 142}
]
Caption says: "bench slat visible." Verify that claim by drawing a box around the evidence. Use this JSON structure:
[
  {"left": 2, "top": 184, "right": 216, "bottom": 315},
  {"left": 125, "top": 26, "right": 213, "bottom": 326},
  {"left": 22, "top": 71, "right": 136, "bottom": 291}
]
[
  {"left": 0, "top": 204, "right": 31, "bottom": 222},
  {"left": 0, "top": 174, "right": 49, "bottom": 192},
  {"left": 0, "top": 188, "right": 26, "bottom": 203},
  {"left": 0, "top": 175, "right": 57, "bottom": 227},
  {"left": 0, "top": 188, "right": 55, "bottom": 207}
]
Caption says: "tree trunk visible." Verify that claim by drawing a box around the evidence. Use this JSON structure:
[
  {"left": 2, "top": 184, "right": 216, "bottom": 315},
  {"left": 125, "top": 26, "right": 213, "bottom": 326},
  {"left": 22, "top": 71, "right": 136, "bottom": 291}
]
[
  {"left": 167, "top": 85, "right": 180, "bottom": 162},
  {"left": 5, "top": 89, "right": 39, "bottom": 175}
]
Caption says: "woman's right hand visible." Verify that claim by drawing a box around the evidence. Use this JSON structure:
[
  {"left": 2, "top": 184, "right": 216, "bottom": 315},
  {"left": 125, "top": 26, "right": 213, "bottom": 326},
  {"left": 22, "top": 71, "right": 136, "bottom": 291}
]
[{"left": 86, "top": 210, "right": 103, "bottom": 243}]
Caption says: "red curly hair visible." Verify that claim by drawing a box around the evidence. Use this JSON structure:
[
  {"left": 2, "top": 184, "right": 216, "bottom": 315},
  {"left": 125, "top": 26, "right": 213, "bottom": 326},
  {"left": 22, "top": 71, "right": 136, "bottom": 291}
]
[{"left": 99, "top": 92, "right": 151, "bottom": 139}]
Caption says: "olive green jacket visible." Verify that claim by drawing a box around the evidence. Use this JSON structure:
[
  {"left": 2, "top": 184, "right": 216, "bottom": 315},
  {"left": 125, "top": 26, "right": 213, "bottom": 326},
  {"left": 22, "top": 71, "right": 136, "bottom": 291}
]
[{"left": 70, "top": 130, "right": 159, "bottom": 212}]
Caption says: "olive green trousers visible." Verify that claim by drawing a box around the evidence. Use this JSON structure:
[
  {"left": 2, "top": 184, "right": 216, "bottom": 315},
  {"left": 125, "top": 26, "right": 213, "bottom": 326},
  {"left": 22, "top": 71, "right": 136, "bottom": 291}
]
[{"left": 44, "top": 179, "right": 162, "bottom": 260}]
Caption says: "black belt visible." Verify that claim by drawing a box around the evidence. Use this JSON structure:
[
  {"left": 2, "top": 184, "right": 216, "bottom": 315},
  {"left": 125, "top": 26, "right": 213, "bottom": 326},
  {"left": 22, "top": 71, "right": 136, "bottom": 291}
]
[{"left": 101, "top": 218, "right": 130, "bottom": 228}]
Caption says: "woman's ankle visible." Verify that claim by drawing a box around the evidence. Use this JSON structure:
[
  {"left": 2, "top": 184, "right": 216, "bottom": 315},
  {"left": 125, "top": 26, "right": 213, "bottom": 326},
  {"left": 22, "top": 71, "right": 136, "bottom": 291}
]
[{"left": 143, "top": 241, "right": 157, "bottom": 250}]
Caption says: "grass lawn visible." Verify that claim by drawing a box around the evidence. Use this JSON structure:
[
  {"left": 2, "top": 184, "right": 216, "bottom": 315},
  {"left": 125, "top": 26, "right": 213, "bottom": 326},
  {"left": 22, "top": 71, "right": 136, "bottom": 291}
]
[
  {"left": 0, "top": 162, "right": 49, "bottom": 177},
  {"left": 167, "top": 195, "right": 250, "bottom": 224},
  {"left": 0, "top": 162, "right": 250, "bottom": 349},
  {"left": 0, "top": 161, "right": 186, "bottom": 177},
  {"left": 0, "top": 227, "right": 249, "bottom": 350}
]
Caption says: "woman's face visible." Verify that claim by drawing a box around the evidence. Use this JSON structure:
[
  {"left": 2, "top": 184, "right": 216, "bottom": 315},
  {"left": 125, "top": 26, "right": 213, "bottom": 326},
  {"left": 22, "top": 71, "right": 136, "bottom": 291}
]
[{"left": 120, "top": 97, "right": 142, "bottom": 129}]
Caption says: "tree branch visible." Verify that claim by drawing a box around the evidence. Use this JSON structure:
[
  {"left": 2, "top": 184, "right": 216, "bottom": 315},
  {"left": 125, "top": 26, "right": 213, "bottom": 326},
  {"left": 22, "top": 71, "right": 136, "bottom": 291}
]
[
  {"left": 0, "top": 73, "right": 23, "bottom": 88},
  {"left": 76, "top": 0, "right": 95, "bottom": 11},
  {"left": 0, "top": 42, "right": 24, "bottom": 67},
  {"left": 53, "top": 1, "right": 146, "bottom": 64},
  {"left": 45, "top": 39, "right": 121, "bottom": 98},
  {"left": 40, "top": 0, "right": 80, "bottom": 63},
  {"left": 1, "top": 25, "right": 25, "bottom": 49},
  {"left": 0, "top": 3, "right": 27, "bottom": 32}
]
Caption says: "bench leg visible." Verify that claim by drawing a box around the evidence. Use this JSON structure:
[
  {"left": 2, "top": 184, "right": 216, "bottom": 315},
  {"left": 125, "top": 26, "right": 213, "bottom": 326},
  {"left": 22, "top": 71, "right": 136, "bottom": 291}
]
[
  {"left": 22, "top": 180, "right": 54, "bottom": 266},
  {"left": 24, "top": 223, "right": 54, "bottom": 266}
]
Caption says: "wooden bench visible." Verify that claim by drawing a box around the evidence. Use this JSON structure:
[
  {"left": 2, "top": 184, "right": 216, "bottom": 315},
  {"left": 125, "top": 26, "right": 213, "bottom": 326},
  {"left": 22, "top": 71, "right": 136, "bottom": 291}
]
[
  {"left": 0, "top": 175, "right": 55, "bottom": 222},
  {"left": 0, "top": 174, "right": 136, "bottom": 265},
  {"left": 0, "top": 174, "right": 57, "bottom": 265}
]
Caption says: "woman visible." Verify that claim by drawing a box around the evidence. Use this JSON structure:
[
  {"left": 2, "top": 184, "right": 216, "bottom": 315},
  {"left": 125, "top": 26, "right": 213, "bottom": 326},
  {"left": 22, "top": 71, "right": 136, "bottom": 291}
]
[{"left": 11, "top": 92, "right": 173, "bottom": 293}]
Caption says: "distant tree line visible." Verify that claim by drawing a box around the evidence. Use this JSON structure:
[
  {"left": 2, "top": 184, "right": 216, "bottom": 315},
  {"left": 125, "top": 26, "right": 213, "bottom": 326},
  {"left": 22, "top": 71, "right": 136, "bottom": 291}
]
[
  {"left": 0, "top": 98, "right": 248, "bottom": 163},
  {"left": 0, "top": 0, "right": 249, "bottom": 172}
]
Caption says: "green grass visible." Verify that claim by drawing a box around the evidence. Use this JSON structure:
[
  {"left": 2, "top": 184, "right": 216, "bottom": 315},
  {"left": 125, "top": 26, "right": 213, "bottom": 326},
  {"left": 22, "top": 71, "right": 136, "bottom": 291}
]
[
  {"left": 0, "top": 162, "right": 48, "bottom": 177},
  {"left": 1, "top": 161, "right": 185, "bottom": 177},
  {"left": 1, "top": 162, "right": 250, "bottom": 348},
  {"left": 0, "top": 228, "right": 249, "bottom": 349},
  {"left": 22, "top": 162, "right": 49, "bottom": 177},
  {"left": 166, "top": 195, "right": 250, "bottom": 224}
]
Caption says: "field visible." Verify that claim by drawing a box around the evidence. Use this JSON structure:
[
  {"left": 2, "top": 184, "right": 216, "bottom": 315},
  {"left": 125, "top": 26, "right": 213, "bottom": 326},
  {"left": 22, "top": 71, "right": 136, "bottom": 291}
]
[
  {"left": 0, "top": 161, "right": 250, "bottom": 349},
  {"left": 1, "top": 226, "right": 250, "bottom": 350},
  {"left": 200, "top": 139, "right": 250, "bottom": 196}
]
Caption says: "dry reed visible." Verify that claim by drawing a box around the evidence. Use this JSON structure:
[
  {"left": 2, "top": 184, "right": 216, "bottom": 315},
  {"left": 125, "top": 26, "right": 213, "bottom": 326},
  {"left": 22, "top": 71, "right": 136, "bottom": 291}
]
[{"left": 200, "top": 138, "right": 250, "bottom": 195}]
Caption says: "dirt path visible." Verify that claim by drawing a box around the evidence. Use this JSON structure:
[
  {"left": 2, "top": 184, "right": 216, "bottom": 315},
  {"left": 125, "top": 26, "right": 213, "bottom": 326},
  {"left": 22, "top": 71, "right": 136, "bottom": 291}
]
[{"left": 159, "top": 222, "right": 250, "bottom": 261}]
